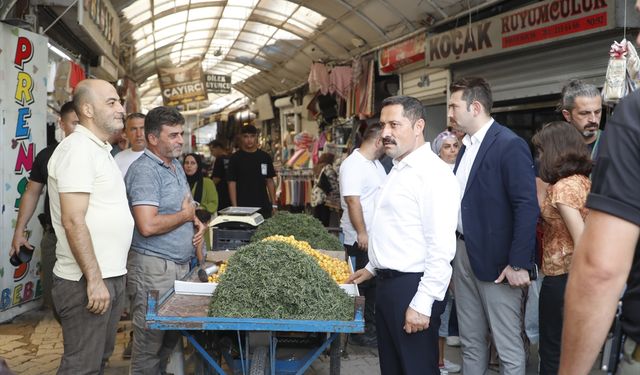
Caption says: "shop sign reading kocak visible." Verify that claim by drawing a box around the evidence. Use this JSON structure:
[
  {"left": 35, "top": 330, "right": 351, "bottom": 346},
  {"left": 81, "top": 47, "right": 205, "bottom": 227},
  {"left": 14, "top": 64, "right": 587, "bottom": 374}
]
[{"left": 426, "top": 0, "right": 614, "bottom": 67}]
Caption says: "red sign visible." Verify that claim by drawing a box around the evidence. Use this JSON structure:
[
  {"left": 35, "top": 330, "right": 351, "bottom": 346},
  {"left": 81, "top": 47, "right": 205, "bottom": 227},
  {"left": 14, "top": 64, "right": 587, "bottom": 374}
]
[
  {"left": 378, "top": 34, "right": 426, "bottom": 74},
  {"left": 503, "top": 12, "right": 607, "bottom": 48},
  {"left": 426, "top": 0, "right": 614, "bottom": 68}
]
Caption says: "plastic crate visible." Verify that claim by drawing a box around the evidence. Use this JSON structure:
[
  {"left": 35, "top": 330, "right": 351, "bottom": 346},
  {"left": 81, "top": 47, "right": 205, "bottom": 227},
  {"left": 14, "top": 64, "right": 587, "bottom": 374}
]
[{"left": 211, "top": 227, "right": 255, "bottom": 250}]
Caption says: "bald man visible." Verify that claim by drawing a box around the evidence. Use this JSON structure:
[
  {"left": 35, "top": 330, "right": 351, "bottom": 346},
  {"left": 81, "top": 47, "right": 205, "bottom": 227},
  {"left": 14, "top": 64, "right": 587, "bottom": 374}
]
[{"left": 47, "top": 79, "right": 134, "bottom": 374}]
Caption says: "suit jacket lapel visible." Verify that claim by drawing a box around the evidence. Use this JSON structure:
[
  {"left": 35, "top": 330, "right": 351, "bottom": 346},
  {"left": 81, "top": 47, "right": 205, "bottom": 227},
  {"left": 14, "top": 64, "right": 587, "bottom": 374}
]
[
  {"left": 464, "top": 122, "right": 500, "bottom": 196},
  {"left": 453, "top": 145, "right": 466, "bottom": 175}
]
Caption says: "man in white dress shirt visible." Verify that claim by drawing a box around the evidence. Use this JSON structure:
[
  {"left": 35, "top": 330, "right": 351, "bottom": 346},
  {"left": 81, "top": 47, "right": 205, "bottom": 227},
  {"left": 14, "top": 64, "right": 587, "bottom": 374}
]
[{"left": 347, "top": 95, "right": 459, "bottom": 374}]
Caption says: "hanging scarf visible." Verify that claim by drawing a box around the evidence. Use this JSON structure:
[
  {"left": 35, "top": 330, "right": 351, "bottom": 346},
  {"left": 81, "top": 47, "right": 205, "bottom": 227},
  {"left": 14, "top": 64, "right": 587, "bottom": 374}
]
[{"left": 186, "top": 171, "right": 204, "bottom": 204}]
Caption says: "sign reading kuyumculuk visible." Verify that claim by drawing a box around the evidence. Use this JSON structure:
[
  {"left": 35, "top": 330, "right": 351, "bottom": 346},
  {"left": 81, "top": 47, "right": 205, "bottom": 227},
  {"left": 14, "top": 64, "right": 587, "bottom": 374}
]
[
  {"left": 205, "top": 74, "right": 232, "bottom": 94},
  {"left": 426, "top": 0, "right": 615, "bottom": 67},
  {"left": 158, "top": 60, "right": 208, "bottom": 106}
]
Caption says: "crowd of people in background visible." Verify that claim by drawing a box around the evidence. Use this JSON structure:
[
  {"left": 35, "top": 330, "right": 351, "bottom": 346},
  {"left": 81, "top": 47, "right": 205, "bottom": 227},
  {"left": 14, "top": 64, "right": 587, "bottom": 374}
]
[{"left": 5, "top": 41, "right": 640, "bottom": 374}]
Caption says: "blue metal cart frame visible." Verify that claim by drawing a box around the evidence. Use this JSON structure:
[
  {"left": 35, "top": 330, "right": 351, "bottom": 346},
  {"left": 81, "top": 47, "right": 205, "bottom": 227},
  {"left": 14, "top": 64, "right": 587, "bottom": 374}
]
[{"left": 145, "top": 289, "right": 365, "bottom": 375}]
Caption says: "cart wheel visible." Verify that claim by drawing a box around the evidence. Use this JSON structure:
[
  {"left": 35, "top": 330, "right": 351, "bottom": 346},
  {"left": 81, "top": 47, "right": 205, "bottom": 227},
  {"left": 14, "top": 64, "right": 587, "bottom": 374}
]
[
  {"left": 249, "top": 346, "right": 269, "bottom": 375},
  {"left": 329, "top": 335, "right": 341, "bottom": 375}
]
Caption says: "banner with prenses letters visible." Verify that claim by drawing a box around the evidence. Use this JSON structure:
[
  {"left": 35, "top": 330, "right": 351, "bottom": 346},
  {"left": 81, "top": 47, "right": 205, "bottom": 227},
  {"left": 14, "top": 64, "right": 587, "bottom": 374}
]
[{"left": 0, "top": 24, "right": 48, "bottom": 322}]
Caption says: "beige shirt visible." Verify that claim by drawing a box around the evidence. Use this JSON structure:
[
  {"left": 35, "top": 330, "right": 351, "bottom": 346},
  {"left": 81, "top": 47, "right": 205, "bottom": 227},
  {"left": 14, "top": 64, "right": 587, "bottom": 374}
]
[{"left": 48, "top": 125, "right": 134, "bottom": 281}]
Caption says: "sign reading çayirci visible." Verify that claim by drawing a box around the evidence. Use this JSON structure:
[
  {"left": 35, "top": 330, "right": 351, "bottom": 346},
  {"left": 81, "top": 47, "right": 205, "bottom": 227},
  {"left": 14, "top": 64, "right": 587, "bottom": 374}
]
[
  {"left": 158, "top": 60, "right": 207, "bottom": 106},
  {"left": 427, "top": 0, "right": 613, "bottom": 67}
]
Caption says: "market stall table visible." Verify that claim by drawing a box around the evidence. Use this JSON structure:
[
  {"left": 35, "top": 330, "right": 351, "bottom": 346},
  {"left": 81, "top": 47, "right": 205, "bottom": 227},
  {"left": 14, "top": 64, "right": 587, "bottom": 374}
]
[{"left": 145, "top": 267, "right": 364, "bottom": 375}]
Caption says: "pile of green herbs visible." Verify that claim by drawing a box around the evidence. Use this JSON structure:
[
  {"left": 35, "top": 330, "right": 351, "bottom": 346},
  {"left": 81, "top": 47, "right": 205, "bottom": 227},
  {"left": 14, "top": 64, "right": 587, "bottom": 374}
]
[
  {"left": 208, "top": 240, "right": 353, "bottom": 321},
  {"left": 251, "top": 212, "right": 343, "bottom": 251}
]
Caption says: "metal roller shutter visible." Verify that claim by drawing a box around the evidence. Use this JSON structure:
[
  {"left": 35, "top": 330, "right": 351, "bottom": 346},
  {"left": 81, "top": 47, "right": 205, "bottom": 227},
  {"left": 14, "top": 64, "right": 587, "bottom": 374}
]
[
  {"left": 451, "top": 32, "right": 620, "bottom": 102},
  {"left": 401, "top": 67, "right": 450, "bottom": 104}
]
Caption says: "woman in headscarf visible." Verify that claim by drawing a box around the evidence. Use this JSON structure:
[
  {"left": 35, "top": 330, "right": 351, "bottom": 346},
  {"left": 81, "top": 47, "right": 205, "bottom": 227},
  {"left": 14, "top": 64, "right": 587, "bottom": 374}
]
[
  {"left": 431, "top": 129, "right": 463, "bottom": 374},
  {"left": 184, "top": 153, "right": 218, "bottom": 256},
  {"left": 183, "top": 153, "right": 218, "bottom": 215},
  {"left": 432, "top": 130, "right": 460, "bottom": 168}
]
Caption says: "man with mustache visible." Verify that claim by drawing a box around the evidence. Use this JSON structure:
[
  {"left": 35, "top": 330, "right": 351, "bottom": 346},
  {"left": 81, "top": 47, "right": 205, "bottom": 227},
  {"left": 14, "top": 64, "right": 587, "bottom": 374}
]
[
  {"left": 124, "top": 106, "right": 206, "bottom": 374},
  {"left": 560, "top": 79, "right": 603, "bottom": 160},
  {"left": 347, "top": 96, "right": 459, "bottom": 374},
  {"left": 47, "top": 79, "right": 134, "bottom": 373}
]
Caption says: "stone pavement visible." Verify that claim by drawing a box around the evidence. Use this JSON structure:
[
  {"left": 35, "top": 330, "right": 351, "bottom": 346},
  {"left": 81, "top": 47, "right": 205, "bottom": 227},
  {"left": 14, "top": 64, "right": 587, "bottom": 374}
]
[{"left": 0, "top": 307, "right": 603, "bottom": 374}]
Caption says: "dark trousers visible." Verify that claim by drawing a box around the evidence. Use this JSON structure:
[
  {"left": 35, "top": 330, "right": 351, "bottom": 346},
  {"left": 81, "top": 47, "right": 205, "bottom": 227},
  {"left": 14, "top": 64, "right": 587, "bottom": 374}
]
[
  {"left": 539, "top": 274, "right": 568, "bottom": 375},
  {"left": 449, "top": 298, "right": 459, "bottom": 337},
  {"left": 52, "top": 275, "right": 126, "bottom": 375},
  {"left": 345, "top": 243, "right": 376, "bottom": 324},
  {"left": 376, "top": 273, "right": 445, "bottom": 375},
  {"left": 313, "top": 204, "right": 331, "bottom": 227}
]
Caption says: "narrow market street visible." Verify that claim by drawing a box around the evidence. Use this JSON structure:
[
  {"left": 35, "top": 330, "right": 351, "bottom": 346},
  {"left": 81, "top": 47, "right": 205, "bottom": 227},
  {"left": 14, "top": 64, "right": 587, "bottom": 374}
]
[{"left": 0, "top": 306, "right": 602, "bottom": 374}]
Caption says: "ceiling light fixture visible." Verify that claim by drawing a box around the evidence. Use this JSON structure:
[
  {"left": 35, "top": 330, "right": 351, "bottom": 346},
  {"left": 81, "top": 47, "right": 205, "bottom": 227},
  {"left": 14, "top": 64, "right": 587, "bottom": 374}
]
[{"left": 213, "top": 47, "right": 223, "bottom": 57}]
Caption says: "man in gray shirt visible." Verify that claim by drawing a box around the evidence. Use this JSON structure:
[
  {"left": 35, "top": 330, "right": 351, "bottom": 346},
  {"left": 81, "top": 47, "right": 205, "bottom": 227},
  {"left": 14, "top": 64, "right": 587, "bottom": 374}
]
[{"left": 124, "top": 106, "right": 206, "bottom": 374}]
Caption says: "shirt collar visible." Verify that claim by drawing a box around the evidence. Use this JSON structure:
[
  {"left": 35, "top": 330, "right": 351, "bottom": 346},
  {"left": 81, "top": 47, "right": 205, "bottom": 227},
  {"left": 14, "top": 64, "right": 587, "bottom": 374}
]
[
  {"left": 393, "top": 142, "right": 432, "bottom": 170},
  {"left": 354, "top": 148, "right": 376, "bottom": 163},
  {"left": 74, "top": 124, "right": 112, "bottom": 151},
  {"left": 143, "top": 148, "right": 176, "bottom": 169},
  {"left": 463, "top": 118, "right": 494, "bottom": 147}
]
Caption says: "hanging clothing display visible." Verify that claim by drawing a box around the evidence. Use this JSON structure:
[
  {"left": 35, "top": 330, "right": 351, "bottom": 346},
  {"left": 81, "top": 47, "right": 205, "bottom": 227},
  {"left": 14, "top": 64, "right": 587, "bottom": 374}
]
[
  {"left": 53, "top": 61, "right": 85, "bottom": 105},
  {"left": 308, "top": 62, "right": 330, "bottom": 95},
  {"left": 348, "top": 56, "right": 374, "bottom": 117},
  {"left": 277, "top": 169, "right": 313, "bottom": 207},
  {"left": 329, "top": 66, "right": 353, "bottom": 100}
]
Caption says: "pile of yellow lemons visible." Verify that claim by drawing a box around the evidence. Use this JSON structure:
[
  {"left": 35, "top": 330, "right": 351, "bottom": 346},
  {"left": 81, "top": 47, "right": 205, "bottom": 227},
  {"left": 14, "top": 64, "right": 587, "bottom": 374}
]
[
  {"left": 262, "top": 235, "right": 351, "bottom": 284},
  {"left": 207, "top": 262, "right": 227, "bottom": 283}
]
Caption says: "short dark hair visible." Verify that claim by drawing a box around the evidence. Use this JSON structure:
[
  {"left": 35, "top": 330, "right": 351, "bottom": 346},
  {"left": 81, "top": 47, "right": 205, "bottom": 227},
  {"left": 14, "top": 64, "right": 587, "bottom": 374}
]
[
  {"left": 532, "top": 121, "right": 592, "bottom": 184},
  {"left": 240, "top": 125, "right": 258, "bottom": 134},
  {"left": 362, "top": 122, "right": 383, "bottom": 142},
  {"left": 559, "top": 79, "right": 601, "bottom": 112},
  {"left": 450, "top": 77, "right": 493, "bottom": 114},
  {"left": 59, "top": 101, "right": 75, "bottom": 118},
  {"left": 126, "top": 112, "right": 145, "bottom": 122},
  {"left": 208, "top": 140, "right": 226, "bottom": 149},
  {"left": 380, "top": 96, "right": 426, "bottom": 125},
  {"left": 145, "top": 106, "right": 185, "bottom": 140}
]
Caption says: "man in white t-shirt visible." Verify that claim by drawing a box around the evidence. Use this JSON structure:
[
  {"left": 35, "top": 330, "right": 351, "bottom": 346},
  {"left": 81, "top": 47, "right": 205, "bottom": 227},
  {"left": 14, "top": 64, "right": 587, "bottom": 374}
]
[
  {"left": 47, "top": 79, "right": 134, "bottom": 374},
  {"left": 339, "top": 122, "right": 386, "bottom": 346},
  {"left": 115, "top": 112, "right": 146, "bottom": 177}
]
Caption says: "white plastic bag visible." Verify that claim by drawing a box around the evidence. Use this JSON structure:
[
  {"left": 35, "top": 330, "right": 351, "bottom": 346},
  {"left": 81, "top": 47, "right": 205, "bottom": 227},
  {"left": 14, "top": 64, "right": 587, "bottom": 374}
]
[{"left": 603, "top": 39, "right": 638, "bottom": 104}]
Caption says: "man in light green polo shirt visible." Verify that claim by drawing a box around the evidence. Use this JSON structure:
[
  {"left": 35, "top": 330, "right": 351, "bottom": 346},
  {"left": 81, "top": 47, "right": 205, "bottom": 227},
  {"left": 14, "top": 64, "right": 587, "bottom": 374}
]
[{"left": 48, "top": 79, "right": 134, "bottom": 374}]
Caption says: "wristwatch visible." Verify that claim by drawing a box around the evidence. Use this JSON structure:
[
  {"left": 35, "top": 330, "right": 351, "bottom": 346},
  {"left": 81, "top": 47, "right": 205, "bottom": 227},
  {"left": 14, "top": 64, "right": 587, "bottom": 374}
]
[{"left": 511, "top": 266, "right": 522, "bottom": 271}]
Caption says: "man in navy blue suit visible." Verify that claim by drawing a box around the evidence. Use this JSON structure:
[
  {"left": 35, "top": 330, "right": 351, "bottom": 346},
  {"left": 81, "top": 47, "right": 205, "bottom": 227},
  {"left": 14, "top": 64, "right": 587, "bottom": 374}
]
[{"left": 449, "top": 77, "right": 539, "bottom": 374}]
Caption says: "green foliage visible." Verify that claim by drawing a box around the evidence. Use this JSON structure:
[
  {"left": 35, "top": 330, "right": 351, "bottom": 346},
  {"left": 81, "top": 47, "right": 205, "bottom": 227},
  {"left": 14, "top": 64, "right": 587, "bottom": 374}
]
[
  {"left": 251, "top": 212, "right": 343, "bottom": 251},
  {"left": 208, "top": 240, "right": 353, "bottom": 321}
]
